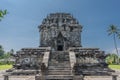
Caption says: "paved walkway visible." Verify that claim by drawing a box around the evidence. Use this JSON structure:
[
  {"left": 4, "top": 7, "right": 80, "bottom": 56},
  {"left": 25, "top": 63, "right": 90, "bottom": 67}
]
[
  {"left": 0, "top": 75, "right": 35, "bottom": 80},
  {"left": 0, "top": 75, "right": 120, "bottom": 80},
  {"left": 84, "top": 76, "right": 120, "bottom": 80},
  {"left": 84, "top": 69, "right": 120, "bottom": 80},
  {"left": 0, "top": 70, "right": 35, "bottom": 80},
  {"left": 0, "top": 69, "right": 120, "bottom": 80}
]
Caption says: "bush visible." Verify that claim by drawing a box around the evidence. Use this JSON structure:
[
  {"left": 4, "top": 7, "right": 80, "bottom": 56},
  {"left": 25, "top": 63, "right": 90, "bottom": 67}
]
[{"left": 106, "top": 53, "right": 120, "bottom": 65}]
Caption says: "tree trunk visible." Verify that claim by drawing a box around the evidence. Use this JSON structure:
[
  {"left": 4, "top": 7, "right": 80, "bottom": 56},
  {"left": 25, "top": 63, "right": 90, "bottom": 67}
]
[
  {"left": 113, "top": 34, "right": 119, "bottom": 64},
  {"left": 113, "top": 34, "right": 119, "bottom": 55}
]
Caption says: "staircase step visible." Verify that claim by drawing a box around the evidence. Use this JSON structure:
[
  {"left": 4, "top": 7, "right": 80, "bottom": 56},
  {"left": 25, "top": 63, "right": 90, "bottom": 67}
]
[
  {"left": 47, "top": 71, "right": 72, "bottom": 75},
  {"left": 47, "top": 51, "right": 71, "bottom": 76},
  {"left": 48, "top": 66, "right": 71, "bottom": 70},
  {"left": 45, "top": 75, "right": 73, "bottom": 79},
  {"left": 49, "top": 64, "right": 70, "bottom": 66}
]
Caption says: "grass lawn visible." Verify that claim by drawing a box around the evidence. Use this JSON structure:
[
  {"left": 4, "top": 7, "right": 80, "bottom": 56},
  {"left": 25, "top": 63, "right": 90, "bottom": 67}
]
[
  {"left": 0, "top": 64, "right": 12, "bottom": 70},
  {"left": 109, "top": 64, "right": 120, "bottom": 70},
  {"left": 0, "top": 64, "right": 120, "bottom": 70}
]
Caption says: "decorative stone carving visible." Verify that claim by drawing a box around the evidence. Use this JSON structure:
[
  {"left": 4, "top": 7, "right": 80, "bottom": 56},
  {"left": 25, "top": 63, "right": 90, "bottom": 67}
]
[
  {"left": 38, "top": 13, "right": 82, "bottom": 51},
  {"left": 7, "top": 13, "right": 115, "bottom": 80}
]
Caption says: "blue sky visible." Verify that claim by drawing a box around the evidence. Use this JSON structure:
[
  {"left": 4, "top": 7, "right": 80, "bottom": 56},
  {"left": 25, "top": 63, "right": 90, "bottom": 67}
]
[{"left": 0, "top": 0, "right": 120, "bottom": 53}]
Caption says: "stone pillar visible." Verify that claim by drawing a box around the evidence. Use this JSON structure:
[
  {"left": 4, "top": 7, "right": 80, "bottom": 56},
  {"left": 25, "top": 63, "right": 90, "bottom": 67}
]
[
  {"left": 112, "top": 75, "right": 117, "bottom": 80},
  {"left": 4, "top": 75, "right": 9, "bottom": 80}
]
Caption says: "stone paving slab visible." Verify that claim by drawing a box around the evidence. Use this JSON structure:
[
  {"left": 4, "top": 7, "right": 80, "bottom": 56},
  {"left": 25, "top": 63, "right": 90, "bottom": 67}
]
[
  {"left": 0, "top": 75, "right": 120, "bottom": 80},
  {"left": 84, "top": 76, "right": 112, "bottom": 80},
  {"left": 0, "top": 76, "right": 35, "bottom": 80},
  {"left": 0, "top": 70, "right": 120, "bottom": 80}
]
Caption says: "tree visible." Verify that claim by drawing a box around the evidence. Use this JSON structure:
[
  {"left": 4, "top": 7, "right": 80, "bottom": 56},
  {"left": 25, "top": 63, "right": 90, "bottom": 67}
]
[
  {"left": 0, "top": 45, "right": 4, "bottom": 56},
  {"left": 0, "top": 9, "right": 7, "bottom": 21},
  {"left": 107, "top": 25, "right": 120, "bottom": 55},
  {"left": 10, "top": 49, "right": 14, "bottom": 55},
  {"left": 106, "top": 53, "right": 119, "bottom": 64}
]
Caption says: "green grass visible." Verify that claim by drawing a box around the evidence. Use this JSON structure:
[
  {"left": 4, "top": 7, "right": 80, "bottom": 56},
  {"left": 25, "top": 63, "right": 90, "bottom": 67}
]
[
  {"left": 0, "top": 64, "right": 12, "bottom": 70},
  {"left": 109, "top": 64, "right": 120, "bottom": 70}
]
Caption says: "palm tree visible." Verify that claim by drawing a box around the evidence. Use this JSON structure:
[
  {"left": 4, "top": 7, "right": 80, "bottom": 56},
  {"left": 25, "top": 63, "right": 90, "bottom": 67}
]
[{"left": 107, "top": 25, "right": 120, "bottom": 56}]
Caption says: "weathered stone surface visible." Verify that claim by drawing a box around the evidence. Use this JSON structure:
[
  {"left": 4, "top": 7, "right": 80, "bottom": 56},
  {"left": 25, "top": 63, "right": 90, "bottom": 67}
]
[
  {"left": 6, "top": 13, "right": 115, "bottom": 80},
  {"left": 73, "top": 75, "right": 84, "bottom": 80},
  {"left": 4, "top": 75, "right": 9, "bottom": 80},
  {"left": 69, "top": 51, "right": 76, "bottom": 68},
  {"left": 38, "top": 13, "right": 82, "bottom": 51},
  {"left": 42, "top": 52, "right": 50, "bottom": 67},
  {"left": 13, "top": 47, "right": 51, "bottom": 70},
  {"left": 35, "top": 74, "right": 43, "bottom": 80}
]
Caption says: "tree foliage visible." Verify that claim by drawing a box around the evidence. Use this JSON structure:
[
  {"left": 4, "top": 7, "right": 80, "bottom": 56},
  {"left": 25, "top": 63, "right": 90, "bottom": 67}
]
[
  {"left": 0, "top": 9, "right": 7, "bottom": 21},
  {"left": 0, "top": 45, "right": 4, "bottom": 56},
  {"left": 10, "top": 49, "right": 14, "bottom": 55},
  {"left": 107, "top": 25, "right": 120, "bottom": 55},
  {"left": 108, "top": 25, "right": 120, "bottom": 38},
  {"left": 106, "top": 53, "right": 120, "bottom": 64},
  {"left": 0, "top": 47, "right": 14, "bottom": 65},
  {"left": 0, "top": 45, "right": 13, "bottom": 59}
]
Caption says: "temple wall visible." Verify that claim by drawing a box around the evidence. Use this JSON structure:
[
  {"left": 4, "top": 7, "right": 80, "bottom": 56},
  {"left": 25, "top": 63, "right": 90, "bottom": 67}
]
[{"left": 38, "top": 13, "right": 82, "bottom": 48}]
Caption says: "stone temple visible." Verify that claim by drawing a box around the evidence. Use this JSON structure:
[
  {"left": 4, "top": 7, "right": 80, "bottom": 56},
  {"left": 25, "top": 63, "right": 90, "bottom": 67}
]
[{"left": 7, "top": 13, "right": 114, "bottom": 80}]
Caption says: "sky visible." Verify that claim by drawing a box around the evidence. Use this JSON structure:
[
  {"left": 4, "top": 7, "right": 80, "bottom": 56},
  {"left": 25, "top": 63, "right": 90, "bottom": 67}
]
[{"left": 0, "top": 0, "right": 120, "bottom": 54}]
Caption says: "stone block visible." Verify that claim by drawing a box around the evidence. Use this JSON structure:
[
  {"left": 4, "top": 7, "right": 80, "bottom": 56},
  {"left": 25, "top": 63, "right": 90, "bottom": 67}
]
[
  {"left": 35, "top": 74, "right": 43, "bottom": 80},
  {"left": 4, "top": 75, "right": 9, "bottom": 80},
  {"left": 112, "top": 74, "right": 117, "bottom": 80},
  {"left": 73, "top": 75, "right": 84, "bottom": 80}
]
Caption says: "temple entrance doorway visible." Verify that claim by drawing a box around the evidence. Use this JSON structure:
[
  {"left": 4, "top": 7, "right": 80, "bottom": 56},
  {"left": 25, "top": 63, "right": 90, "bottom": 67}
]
[
  {"left": 57, "top": 45, "right": 63, "bottom": 51},
  {"left": 56, "top": 32, "right": 65, "bottom": 51}
]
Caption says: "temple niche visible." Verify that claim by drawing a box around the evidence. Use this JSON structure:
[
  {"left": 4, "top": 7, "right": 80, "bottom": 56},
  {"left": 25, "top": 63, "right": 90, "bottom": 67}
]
[{"left": 7, "top": 13, "right": 114, "bottom": 80}]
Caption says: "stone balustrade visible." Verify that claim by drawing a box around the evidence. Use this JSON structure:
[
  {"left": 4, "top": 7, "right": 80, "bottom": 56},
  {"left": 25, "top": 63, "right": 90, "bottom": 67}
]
[
  {"left": 42, "top": 51, "right": 50, "bottom": 67},
  {"left": 69, "top": 51, "right": 76, "bottom": 68}
]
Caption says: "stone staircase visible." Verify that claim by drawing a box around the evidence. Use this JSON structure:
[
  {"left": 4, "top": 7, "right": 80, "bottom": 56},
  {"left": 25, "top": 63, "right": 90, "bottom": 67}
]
[
  {"left": 47, "top": 63, "right": 71, "bottom": 75},
  {"left": 46, "top": 51, "right": 73, "bottom": 79}
]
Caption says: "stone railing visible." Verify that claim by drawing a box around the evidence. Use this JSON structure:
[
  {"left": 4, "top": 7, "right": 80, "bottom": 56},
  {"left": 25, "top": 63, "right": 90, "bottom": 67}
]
[
  {"left": 69, "top": 51, "right": 76, "bottom": 68},
  {"left": 21, "top": 47, "right": 51, "bottom": 52},
  {"left": 69, "top": 47, "right": 99, "bottom": 52},
  {"left": 42, "top": 51, "right": 50, "bottom": 67}
]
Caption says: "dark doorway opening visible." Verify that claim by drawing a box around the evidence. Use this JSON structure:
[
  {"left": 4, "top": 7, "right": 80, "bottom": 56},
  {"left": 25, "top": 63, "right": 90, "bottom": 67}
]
[{"left": 57, "top": 45, "right": 63, "bottom": 51}]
